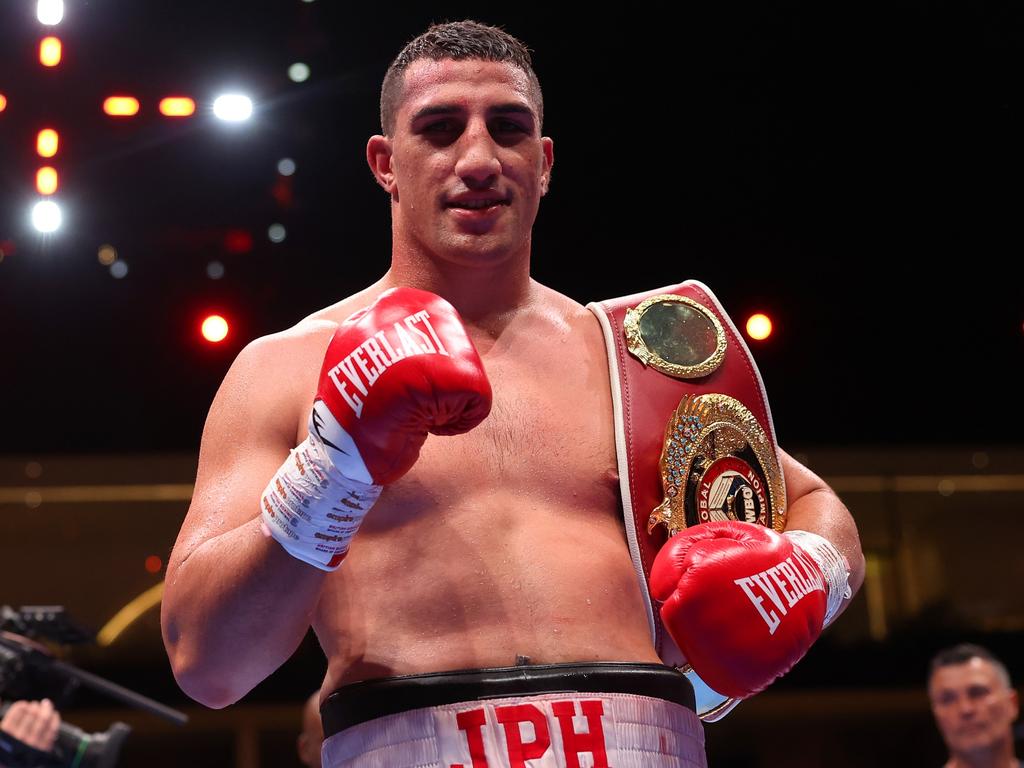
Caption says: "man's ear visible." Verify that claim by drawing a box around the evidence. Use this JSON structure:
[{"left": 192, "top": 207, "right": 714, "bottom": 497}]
[
  {"left": 540, "top": 136, "right": 554, "bottom": 196},
  {"left": 366, "top": 135, "right": 396, "bottom": 195}
]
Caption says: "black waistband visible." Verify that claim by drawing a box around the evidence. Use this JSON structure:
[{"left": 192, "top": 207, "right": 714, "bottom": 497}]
[{"left": 321, "top": 662, "right": 695, "bottom": 737}]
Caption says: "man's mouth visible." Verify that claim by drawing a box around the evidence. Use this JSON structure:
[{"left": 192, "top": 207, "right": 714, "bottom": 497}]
[{"left": 445, "top": 197, "right": 510, "bottom": 211}]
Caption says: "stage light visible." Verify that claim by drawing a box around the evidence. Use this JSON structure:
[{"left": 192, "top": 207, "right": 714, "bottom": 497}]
[
  {"left": 36, "top": 166, "right": 58, "bottom": 195},
  {"left": 110, "top": 260, "right": 128, "bottom": 278},
  {"left": 206, "top": 260, "right": 225, "bottom": 279},
  {"left": 31, "top": 200, "right": 62, "bottom": 233},
  {"left": 0, "top": 94, "right": 7, "bottom": 113},
  {"left": 223, "top": 229, "right": 253, "bottom": 254},
  {"left": 37, "top": 0, "right": 64, "bottom": 25},
  {"left": 39, "top": 36, "right": 62, "bottom": 67},
  {"left": 98, "top": 244, "right": 117, "bottom": 265},
  {"left": 103, "top": 96, "right": 140, "bottom": 117},
  {"left": 277, "top": 157, "right": 296, "bottom": 176},
  {"left": 159, "top": 96, "right": 196, "bottom": 117},
  {"left": 37, "top": 128, "right": 59, "bottom": 157},
  {"left": 144, "top": 555, "right": 163, "bottom": 574},
  {"left": 268, "top": 223, "right": 286, "bottom": 243},
  {"left": 745, "top": 313, "right": 773, "bottom": 341},
  {"left": 97, "top": 583, "right": 164, "bottom": 647},
  {"left": 288, "top": 63, "right": 310, "bottom": 83},
  {"left": 213, "top": 94, "right": 252, "bottom": 122},
  {"left": 201, "top": 314, "right": 229, "bottom": 343}
]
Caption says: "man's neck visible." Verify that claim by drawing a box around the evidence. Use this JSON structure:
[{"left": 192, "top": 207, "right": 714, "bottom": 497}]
[
  {"left": 383, "top": 249, "right": 535, "bottom": 326},
  {"left": 947, "top": 744, "right": 1019, "bottom": 768}
]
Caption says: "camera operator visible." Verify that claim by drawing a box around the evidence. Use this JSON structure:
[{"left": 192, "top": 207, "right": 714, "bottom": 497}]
[{"left": 0, "top": 699, "right": 60, "bottom": 767}]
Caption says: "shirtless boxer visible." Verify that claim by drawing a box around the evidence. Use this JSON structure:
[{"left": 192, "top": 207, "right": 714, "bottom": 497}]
[{"left": 162, "top": 21, "right": 865, "bottom": 767}]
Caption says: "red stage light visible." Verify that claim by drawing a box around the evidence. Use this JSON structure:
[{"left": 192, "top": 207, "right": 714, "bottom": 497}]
[
  {"left": 224, "top": 229, "right": 253, "bottom": 254},
  {"left": 37, "top": 128, "right": 59, "bottom": 158},
  {"left": 144, "top": 555, "right": 163, "bottom": 574},
  {"left": 745, "top": 313, "right": 774, "bottom": 341},
  {"left": 201, "top": 314, "right": 229, "bottom": 343},
  {"left": 39, "top": 36, "right": 62, "bottom": 67},
  {"left": 159, "top": 97, "right": 196, "bottom": 117},
  {"left": 36, "top": 167, "right": 58, "bottom": 195},
  {"left": 103, "top": 96, "right": 140, "bottom": 117}
]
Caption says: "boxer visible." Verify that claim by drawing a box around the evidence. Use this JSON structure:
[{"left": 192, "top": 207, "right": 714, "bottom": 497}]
[{"left": 162, "top": 21, "right": 865, "bottom": 767}]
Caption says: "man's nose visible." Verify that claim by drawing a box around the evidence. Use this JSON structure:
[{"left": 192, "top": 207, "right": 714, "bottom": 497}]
[
  {"left": 454, "top": 122, "right": 501, "bottom": 186},
  {"left": 957, "top": 699, "right": 978, "bottom": 719}
]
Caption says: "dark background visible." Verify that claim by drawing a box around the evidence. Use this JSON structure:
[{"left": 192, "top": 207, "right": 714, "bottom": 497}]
[
  {"left": 1, "top": 2, "right": 1022, "bottom": 766},
  {"left": 2, "top": 1, "right": 1020, "bottom": 453}
]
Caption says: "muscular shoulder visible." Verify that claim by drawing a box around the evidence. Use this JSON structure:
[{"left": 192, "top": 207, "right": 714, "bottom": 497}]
[
  {"left": 234, "top": 284, "right": 388, "bottom": 395},
  {"left": 527, "top": 280, "right": 605, "bottom": 349},
  {"left": 208, "top": 286, "right": 388, "bottom": 444}
]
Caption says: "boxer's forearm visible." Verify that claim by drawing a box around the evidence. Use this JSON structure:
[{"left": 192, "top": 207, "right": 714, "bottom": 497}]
[
  {"left": 778, "top": 450, "right": 864, "bottom": 622},
  {"left": 783, "top": 486, "right": 865, "bottom": 621},
  {"left": 161, "top": 517, "right": 326, "bottom": 709}
]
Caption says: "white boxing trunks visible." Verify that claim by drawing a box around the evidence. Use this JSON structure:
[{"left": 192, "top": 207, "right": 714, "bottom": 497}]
[{"left": 320, "top": 662, "right": 706, "bottom": 768}]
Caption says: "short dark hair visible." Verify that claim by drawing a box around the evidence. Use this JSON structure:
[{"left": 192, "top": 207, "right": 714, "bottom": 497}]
[
  {"left": 929, "top": 643, "right": 1012, "bottom": 688},
  {"left": 379, "top": 20, "right": 543, "bottom": 136}
]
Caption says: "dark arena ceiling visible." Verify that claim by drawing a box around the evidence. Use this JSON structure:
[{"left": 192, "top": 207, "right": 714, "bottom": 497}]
[{"left": 0, "top": 1, "right": 1020, "bottom": 454}]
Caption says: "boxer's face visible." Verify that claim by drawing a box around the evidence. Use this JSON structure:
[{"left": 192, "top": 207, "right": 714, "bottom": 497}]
[
  {"left": 929, "top": 658, "right": 1019, "bottom": 758},
  {"left": 373, "top": 58, "right": 553, "bottom": 267}
]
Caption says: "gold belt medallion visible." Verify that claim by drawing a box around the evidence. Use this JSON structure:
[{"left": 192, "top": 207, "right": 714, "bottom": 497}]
[{"left": 649, "top": 393, "right": 786, "bottom": 537}]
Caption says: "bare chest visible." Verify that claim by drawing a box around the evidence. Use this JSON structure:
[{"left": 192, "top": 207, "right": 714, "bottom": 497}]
[{"left": 407, "top": 324, "right": 618, "bottom": 504}]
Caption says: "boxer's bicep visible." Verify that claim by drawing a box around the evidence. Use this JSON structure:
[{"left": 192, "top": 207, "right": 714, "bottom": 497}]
[
  {"left": 162, "top": 332, "right": 331, "bottom": 707},
  {"left": 168, "top": 334, "right": 304, "bottom": 576},
  {"left": 779, "top": 449, "right": 865, "bottom": 604}
]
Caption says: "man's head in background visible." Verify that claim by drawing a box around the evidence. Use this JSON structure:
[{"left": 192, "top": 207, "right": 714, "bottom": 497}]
[{"left": 929, "top": 644, "right": 1019, "bottom": 766}]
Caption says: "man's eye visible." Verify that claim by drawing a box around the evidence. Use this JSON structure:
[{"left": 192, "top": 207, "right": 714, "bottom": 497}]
[
  {"left": 494, "top": 119, "right": 526, "bottom": 133},
  {"left": 424, "top": 120, "right": 456, "bottom": 132}
]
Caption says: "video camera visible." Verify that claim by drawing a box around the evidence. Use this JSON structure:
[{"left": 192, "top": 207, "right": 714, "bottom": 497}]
[{"left": 0, "top": 606, "right": 186, "bottom": 768}]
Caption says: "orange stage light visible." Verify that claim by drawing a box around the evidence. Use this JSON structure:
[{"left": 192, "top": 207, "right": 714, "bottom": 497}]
[
  {"left": 0, "top": 94, "right": 7, "bottom": 113},
  {"left": 201, "top": 314, "right": 229, "bottom": 343},
  {"left": 103, "top": 96, "right": 140, "bottom": 117},
  {"left": 745, "top": 313, "right": 774, "bottom": 341},
  {"left": 39, "top": 36, "right": 62, "bottom": 67},
  {"left": 159, "top": 97, "right": 196, "bottom": 117},
  {"left": 37, "top": 128, "right": 59, "bottom": 157},
  {"left": 36, "top": 167, "right": 58, "bottom": 195}
]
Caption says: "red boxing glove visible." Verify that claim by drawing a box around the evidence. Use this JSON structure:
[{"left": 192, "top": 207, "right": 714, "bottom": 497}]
[
  {"left": 311, "top": 286, "right": 492, "bottom": 485},
  {"left": 650, "top": 522, "right": 848, "bottom": 699},
  {"left": 262, "top": 287, "right": 491, "bottom": 570}
]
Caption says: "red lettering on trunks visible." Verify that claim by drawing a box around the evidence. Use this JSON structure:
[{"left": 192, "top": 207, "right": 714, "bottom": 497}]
[
  {"left": 451, "top": 707, "right": 490, "bottom": 768},
  {"left": 552, "top": 700, "right": 609, "bottom": 768},
  {"left": 495, "top": 704, "right": 551, "bottom": 767}
]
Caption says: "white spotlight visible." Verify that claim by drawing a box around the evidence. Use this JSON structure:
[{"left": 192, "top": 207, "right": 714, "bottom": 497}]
[
  {"left": 277, "top": 158, "right": 296, "bottom": 176},
  {"left": 31, "top": 200, "right": 62, "bottom": 233},
  {"left": 268, "top": 224, "right": 287, "bottom": 243},
  {"left": 37, "top": 0, "right": 64, "bottom": 25},
  {"left": 213, "top": 94, "right": 253, "bottom": 122},
  {"left": 288, "top": 63, "right": 310, "bottom": 83},
  {"left": 110, "top": 261, "right": 129, "bottom": 279}
]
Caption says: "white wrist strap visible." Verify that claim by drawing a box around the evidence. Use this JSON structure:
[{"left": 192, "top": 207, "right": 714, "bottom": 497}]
[
  {"left": 260, "top": 430, "right": 381, "bottom": 571},
  {"left": 783, "top": 530, "right": 852, "bottom": 628}
]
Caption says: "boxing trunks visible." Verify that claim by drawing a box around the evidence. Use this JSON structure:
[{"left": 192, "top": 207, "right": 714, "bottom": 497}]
[{"left": 320, "top": 662, "right": 706, "bottom": 768}]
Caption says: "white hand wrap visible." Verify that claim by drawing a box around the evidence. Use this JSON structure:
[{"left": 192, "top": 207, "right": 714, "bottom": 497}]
[
  {"left": 260, "top": 425, "right": 382, "bottom": 571},
  {"left": 783, "top": 530, "right": 852, "bottom": 629}
]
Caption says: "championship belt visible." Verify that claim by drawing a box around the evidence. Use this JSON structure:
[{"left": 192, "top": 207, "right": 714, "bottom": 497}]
[{"left": 587, "top": 281, "right": 786, "bottom": 722}]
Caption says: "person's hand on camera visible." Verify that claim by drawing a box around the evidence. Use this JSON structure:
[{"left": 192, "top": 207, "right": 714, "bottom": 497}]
[{"left": 1, "top": 699, "right": 61, "bottom": 752}]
